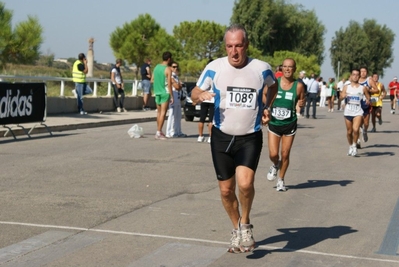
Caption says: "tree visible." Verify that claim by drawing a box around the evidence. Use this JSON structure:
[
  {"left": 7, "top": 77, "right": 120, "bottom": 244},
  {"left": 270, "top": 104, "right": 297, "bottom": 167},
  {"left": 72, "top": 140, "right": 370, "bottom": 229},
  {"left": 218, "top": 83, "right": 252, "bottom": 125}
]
[
  {"left": 173, "top": 20, "right": 225, "bottom": 61},
  {"left": 231, "top": 0, "right": 326, "bottom": 64},
  {"left": 267, "top": 51, "right": 320, "bottom": 77},
  {"left": 330, "top": 19, "right": 395, "bottom": 77},
  {"left": 172, "top": 20, "right": 225, "bottom": 77},
  {"left": 109, "top": 13, "right": 179, "bottom": 73},
  {"left": 330, "top": 21, "right": 369, "bottom": 76},
  {"left": 0, "top": 2, "right": 43, "bottom": 67}
]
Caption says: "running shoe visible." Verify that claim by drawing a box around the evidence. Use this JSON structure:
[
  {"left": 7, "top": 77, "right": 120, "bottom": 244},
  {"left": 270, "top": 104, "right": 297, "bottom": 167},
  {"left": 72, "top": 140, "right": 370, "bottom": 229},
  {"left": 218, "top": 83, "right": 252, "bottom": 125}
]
[
  {"left": 276, "top": 178, "right": 287, "bottom": 192},
  {"left": 80, "top": 110, "right": 87, "bottom": 115},
  {"left": 351, "top": 146, "right": 357, "bottom": 157},
  {"left": 207, "top": 137, "right": 211, "bottom": 143},
  {"left": 347, "top": 145, "right": 353, "bottom": 156},
  {"left": 227, "top": 229, "right": 241, "bottom": 253},
  {"left": 155, "top": 132, "right": 167, "bottom": 140},
  {"left": 370, "top": 128, "right": 376, "bottom": 133},
  {"left": 267, "top": 164, "right": 278, "bottom": 181},
  {"left": 378, "top": 117, "right": 383, "bottom": 125},
  {"left": 240, "top": 223, "right": 255, "bottom": 252},
  {"left": 197, "top": 136, "right": 204, "bottom": 142}
]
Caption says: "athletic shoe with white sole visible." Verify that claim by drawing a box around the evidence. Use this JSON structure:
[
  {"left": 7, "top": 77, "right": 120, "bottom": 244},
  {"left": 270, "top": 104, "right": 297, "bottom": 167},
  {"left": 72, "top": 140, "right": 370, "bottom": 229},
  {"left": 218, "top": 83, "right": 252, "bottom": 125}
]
[
  {"left": 351, "top": 146, "right": 357, "bottom": 157},
  {"left": 240, "top": 223, "right": 255, "bottom": 252},
  {"left": 267, "top": 164, "right": 278, "bottom": 181},
  {"left": 347, "top": 145, "right": 353, "bottom": 156},
  {"left": 197, "top": 136, "right": 205, "bottom": 142},
  {"left": 227, "top": 229, "right": 241, "bottom": 253},
  {"left": 276, "top": 178, "right": 287, "bottom": 192}
]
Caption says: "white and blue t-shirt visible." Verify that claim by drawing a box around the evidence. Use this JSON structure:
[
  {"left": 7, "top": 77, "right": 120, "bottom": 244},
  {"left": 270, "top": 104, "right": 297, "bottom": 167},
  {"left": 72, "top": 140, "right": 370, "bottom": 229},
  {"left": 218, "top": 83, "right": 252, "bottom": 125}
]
[{"left": 196, "top": 57, "right": 275, "bottom": 135}]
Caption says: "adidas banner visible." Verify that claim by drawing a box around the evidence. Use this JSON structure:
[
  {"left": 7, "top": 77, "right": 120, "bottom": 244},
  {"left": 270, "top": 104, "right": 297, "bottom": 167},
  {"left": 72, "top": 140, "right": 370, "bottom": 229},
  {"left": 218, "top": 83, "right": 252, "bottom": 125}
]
[{"left": 0, "top": 82, "right": 46, "bottom": 125}]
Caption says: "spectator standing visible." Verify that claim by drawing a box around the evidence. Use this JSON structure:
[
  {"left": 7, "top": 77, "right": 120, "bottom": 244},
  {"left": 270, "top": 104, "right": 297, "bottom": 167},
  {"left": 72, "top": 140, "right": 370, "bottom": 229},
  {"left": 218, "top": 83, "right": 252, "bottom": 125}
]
[
  {"left": 388, "top": 76, "right": 399, "bottom": 114},
  {"left": 72, "top": 53, "right": 93, "bottom": 115},
  {"left": 166, "top": 62, "right": 186, "bottom": 138},
  {"left": 140, "top": 58, "right": 152, "bottom": 111},
  {"left": 151, "top": 51, "right": 173, "bottom": 140},
  {"left": 191, "top": 24, "right": 277, "bottom": 253},
  {"left": 305, "top": 73, "right": 320, "bottom": 119},
  {"left": 336, "top": 77, "right": 346, "bottom": 111},
  {"left": 197, "top": 58, "right": 215, "bottom": 143},
  {"left": 327, "top": 78, "right": 336, "bottom": 112},
  {"left": 296, "top": 70, "right": 307, "bottom": 118},
  {"left": 319, "top": 81, "right": 327, "bottom": 108},
  {"left": 111, "top": 59, "right": 126, "bottom": 112}
]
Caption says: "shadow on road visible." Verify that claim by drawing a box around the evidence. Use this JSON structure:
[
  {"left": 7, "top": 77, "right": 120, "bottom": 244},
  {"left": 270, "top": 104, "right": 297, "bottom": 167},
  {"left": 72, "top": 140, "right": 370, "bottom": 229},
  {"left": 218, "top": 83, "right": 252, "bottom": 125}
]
[
  {"left": 248, "top": 225, "right": 358, "bottom": 259},
  {"left": 287, "top": 179, "right": 354, "bottom": 190}
]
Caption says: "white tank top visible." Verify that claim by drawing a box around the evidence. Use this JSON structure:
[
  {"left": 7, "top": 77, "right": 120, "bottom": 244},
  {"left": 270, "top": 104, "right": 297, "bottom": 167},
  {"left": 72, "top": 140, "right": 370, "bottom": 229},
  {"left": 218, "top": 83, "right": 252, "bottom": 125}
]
[{"left": 344, "top": 84, "right": 364, "bottom": 117}]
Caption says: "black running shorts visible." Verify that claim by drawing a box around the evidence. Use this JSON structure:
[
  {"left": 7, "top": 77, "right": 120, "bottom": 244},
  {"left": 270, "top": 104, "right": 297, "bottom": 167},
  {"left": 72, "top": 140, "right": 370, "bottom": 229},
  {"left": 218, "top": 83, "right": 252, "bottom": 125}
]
[
  {"left": 268, "top": 120, "right": 297, "bottom": 137},
  {"left": 210, "top": 126, "right": 263, "bottom": 181}
]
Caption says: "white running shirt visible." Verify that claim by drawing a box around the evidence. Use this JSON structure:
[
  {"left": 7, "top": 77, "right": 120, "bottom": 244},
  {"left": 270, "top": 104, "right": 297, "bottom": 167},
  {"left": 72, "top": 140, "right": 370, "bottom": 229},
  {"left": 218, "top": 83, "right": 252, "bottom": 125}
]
[
  {"left": 196, "top": 57, "right": 275, "bottom": 135},
  {"left": 344, "top": 84, "right": 364, "bottom": 117}
]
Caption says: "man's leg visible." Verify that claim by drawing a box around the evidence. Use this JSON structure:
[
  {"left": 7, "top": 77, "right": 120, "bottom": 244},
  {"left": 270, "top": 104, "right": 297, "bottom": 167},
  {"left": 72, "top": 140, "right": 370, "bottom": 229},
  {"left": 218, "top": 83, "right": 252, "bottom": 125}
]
[
  {"left": 312, "top": 94, "right": 317, "bottom": 117},
  {"left": 344, "top": 118, "right": 353, "bottom": 145},
  {"left": 305, "top": 95, "right": 311, "bottom": 117},
  {"left": 268, "top": 132, "right": 281, "bottom": 168},
  {"left": 278, "top": 135, "right": 295, "bottom": 179},
  {"left": 157, "top": 99, "right": 169, "bottom": 132},
  {"left": 75, "top": 83, "right": 83, "bottom": 112},
  {"left": 371, "top": 109, "right": 376, "bottom": 130},
  {"left": 352, "top": 116, "right": 363, "bottom": 145},
  {"left": 218, "top": 176, "right": 240, "bottom": 229},
  {"left": 119, "top": 89, "right": 125, "bottom": 109},
  {"left": 236, "top": 166, "right": 255, "bottom": 225},
  {"left": 112, "top": 85, "right": 119, "bottom": 109},
  {"left": 143, "top": 93, "right": 149, "bottom": 108}
]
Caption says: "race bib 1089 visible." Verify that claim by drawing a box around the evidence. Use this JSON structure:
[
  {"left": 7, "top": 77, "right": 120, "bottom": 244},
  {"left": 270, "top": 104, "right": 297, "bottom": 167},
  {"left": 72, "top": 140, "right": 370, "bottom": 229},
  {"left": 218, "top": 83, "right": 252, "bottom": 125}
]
[{"left": 225, "top": 86, "right": 257, "bottom": 109}]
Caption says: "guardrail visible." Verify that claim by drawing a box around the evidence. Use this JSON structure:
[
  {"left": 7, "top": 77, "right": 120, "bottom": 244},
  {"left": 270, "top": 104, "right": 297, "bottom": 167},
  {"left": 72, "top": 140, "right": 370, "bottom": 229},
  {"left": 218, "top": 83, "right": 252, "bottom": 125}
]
[{"left": 0, "top": 75, "right": 142, "bottom": 97}]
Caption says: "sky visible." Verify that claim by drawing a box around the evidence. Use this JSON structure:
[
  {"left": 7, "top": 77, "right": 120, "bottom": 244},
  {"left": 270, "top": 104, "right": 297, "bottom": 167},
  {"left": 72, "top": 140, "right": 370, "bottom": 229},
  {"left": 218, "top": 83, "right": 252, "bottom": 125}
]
[{"left": 2, "top": 0, "right": 399, "bottom": 85}]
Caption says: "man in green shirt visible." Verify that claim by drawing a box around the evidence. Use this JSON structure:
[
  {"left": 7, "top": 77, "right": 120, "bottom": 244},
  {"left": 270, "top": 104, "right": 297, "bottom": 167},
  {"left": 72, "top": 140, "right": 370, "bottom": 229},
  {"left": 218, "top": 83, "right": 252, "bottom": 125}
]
[
  {"left": 151, "top": 51, "right": 173, "bottom": 140},
  {"left": 266, "top": 58, "right": 305, "bottom": 191}
]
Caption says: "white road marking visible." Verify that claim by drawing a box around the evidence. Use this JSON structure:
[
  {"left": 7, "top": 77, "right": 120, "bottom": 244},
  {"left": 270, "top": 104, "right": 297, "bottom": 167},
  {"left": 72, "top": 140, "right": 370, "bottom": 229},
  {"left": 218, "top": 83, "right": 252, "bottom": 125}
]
[{"left": 1, "top": 221, "right": 398, "bottom": 264}]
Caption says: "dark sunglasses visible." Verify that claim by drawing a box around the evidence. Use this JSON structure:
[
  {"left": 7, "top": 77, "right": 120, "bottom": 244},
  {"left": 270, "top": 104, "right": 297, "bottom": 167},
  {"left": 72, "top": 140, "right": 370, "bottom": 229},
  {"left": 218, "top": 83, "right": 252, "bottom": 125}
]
[{"left": 172, "top": 65, "right": 178, "bottom": 68}]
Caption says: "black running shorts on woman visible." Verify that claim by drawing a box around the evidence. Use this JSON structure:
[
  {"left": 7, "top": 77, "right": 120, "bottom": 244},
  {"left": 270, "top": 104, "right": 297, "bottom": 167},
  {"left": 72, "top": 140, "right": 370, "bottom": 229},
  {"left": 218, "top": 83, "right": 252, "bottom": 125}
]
[{"left": 211, "top": 126, "right": 263, "bottom": 181}]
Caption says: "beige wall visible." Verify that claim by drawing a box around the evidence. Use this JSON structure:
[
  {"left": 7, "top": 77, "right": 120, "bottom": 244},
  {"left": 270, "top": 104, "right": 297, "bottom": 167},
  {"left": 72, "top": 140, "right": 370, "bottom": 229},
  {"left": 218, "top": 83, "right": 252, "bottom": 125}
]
[{"left": 47, "top": 96, "right": 156, "bottom": 114}]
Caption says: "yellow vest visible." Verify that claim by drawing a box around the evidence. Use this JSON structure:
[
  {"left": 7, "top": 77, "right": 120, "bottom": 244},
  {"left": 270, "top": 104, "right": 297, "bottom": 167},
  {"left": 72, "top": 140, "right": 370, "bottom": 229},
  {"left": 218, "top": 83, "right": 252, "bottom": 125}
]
[{"left": 72, "top": 60, "right": 86, "bottom": 83}]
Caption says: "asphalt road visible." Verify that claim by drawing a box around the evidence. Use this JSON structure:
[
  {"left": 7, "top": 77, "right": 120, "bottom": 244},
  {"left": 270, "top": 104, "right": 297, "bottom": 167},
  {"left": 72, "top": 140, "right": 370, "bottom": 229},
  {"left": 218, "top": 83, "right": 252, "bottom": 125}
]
[{"left": 0, "top": 103, "right": 398, "bottom": 266}]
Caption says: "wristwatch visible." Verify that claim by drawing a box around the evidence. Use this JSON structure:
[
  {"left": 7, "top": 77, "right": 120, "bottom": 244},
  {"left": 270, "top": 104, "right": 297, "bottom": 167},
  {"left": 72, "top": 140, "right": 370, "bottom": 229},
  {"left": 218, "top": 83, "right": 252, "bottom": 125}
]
[{"left": 263, "top": 106, "right": 271, "bottom": 111}]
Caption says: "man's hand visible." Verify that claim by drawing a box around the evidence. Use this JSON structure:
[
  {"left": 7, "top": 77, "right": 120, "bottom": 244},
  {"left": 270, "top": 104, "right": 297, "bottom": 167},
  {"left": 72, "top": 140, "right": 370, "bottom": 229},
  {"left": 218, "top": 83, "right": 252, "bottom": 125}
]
[
  {"left": 262, "top": 109, "right": 271, "bottom": 125},
  {"left": 198, "top": 91, "right": 215, "bottom": 102},
  {"left": 298, "top": 99, "right": 305, "bottom": 107}
]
